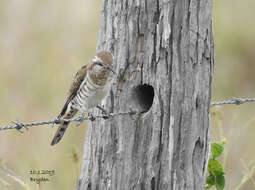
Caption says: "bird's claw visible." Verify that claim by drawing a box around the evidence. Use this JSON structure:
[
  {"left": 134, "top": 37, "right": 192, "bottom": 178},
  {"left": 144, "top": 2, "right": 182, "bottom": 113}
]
[
  {"left": 75, "top": 114, "right": 85, "bottom": 127},
  {"left": 52, "top": 118, "right": 61, "bottom": 128},
  {"left": 54, "top": 118, "right": 61, "bottom": 125}
]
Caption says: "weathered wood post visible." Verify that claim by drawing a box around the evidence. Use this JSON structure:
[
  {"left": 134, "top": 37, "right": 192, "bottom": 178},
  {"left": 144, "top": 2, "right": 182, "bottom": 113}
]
[{"left": 78, "top": 0, "right": 214, "bottom": 189}]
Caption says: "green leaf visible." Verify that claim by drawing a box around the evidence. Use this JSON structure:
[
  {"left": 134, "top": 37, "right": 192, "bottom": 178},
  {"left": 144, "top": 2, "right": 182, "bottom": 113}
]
[
  {"left": 215, "top": 174, "right": 225, "bottom": 190},
  {"left": 206, "top": 172, "right": 225, "bottom": 190},
  {"left": 208, "top": 159, "right": 224, "bottom": 173},
  {"left": 206, "top": 142, "right": 225, "bottom": 189},
  {"left": 213, "top": 170, "right": 224, "bottom": 176},
  {"left": 211, "top": 142, "right": 224, "bottom": 159},
  {"left": 206, "top": 174, "right": 215, "bottom": 188}
]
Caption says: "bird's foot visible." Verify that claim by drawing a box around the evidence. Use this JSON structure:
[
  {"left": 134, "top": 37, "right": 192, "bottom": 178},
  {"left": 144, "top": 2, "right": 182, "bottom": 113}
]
[
  {"left": 52, "top": 118, "right": 61, "bottom": 128},
  {"left": 75, "top": 112, "right": 86, "bottom": 127}
]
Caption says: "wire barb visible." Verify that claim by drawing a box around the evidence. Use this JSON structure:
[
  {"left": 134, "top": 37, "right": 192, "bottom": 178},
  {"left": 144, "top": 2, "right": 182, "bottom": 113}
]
[{"left": 11, "top": 120, "right": 28, "bottom": 133}]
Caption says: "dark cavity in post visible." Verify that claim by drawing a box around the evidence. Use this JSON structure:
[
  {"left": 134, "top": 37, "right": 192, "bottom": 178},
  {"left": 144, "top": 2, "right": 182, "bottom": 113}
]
[{"left": 130, "top": 84, "right": 154, "bottom": 112}]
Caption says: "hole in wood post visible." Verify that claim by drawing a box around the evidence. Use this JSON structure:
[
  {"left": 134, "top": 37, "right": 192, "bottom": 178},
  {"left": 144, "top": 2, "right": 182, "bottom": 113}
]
[{"left": 130, "top": 84, "right": 154, "bottom": 112}]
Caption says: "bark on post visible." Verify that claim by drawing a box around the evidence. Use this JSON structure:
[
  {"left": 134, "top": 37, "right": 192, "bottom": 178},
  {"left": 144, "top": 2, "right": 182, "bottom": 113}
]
[{"left": 77, "top": 0, "right": 213, "bottom": 189}]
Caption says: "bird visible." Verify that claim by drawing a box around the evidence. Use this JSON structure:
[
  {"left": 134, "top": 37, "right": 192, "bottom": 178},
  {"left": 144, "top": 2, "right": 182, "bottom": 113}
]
[{"left": 51, "top": 51, "right": 115, "bottom": 146}]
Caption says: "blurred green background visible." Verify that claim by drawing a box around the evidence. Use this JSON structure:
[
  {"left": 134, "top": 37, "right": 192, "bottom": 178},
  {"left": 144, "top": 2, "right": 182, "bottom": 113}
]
[{"left": 0, "top": 0, "right": 254, "bottom": 189}]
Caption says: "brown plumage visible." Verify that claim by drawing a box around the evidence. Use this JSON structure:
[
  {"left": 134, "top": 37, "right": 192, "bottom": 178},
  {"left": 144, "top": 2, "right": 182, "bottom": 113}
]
[{"left": 51, "top": 51, "right": 114, "bottom": 146}]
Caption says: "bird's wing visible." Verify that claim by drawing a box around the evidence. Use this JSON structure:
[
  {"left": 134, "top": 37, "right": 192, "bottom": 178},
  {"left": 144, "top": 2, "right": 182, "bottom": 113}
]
[{"left": 58, "top": 65, "right": 88, "bottom": 118}]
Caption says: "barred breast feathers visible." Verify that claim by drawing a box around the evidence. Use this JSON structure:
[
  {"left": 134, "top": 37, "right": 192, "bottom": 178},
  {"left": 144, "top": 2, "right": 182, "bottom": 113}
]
[{"left": 71, "top": 74, "right": 105, "bottom": 111}]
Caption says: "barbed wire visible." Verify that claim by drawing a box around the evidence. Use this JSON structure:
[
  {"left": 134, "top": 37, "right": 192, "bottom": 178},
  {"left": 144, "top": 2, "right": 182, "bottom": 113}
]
[
  {"left": 210, "top": 97, "right": 255, "bottom": 106},
  {"left": 0, "top": 97, "right": 255, "bottom": 132},
  {"left": 0, "top": 110, "right": 140, "bottom": 132}
]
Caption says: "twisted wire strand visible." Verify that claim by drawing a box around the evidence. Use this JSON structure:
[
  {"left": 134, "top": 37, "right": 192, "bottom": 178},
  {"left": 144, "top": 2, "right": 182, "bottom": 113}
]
[
  {"left": 210, "top": 97, "right": 255, "bottom": 106},
  {"left": 1, "top": 97, "right": 255, "bottom": 132},
  {"left": 0, "top": 110, "right": 139, "bottom": 132}
]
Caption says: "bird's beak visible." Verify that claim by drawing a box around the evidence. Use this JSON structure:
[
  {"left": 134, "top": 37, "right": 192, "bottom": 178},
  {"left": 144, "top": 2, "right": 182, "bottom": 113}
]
[{"left": 105, "top": 65, "right": 116, "bottom": 74}]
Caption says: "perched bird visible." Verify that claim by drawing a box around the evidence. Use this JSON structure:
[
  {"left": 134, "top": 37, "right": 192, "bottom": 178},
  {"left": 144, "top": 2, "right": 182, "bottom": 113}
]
[{"left": 51, "top": 51, "right": 115, "bottom": 146}]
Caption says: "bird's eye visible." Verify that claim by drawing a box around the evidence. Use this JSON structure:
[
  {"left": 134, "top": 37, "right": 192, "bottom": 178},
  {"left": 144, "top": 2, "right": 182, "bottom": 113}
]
[{"left": 96, "top": 62, "right": 103, "bottom": 66}]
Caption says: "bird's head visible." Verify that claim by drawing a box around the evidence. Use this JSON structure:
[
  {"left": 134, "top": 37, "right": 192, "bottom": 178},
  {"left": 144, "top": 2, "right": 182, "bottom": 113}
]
[{"left": 89, "top": 51, "right": 115, "bottom": 76}]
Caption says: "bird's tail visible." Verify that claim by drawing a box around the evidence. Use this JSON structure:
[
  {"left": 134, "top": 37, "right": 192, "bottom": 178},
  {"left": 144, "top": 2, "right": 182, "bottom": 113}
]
[{"left": 51, "top": 110, "right": 77, "bottom": 146}]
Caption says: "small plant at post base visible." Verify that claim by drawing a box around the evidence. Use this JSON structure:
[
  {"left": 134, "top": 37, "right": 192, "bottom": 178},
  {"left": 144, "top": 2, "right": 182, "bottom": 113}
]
[{"left": 206, "top": 142, "right": 225, "bottom": 190}]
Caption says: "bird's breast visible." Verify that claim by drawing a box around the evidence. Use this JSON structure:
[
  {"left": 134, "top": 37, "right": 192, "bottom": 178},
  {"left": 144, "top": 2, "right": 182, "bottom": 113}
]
[{"left": 72, "top": 74, "right": 112, "bottom": 111}]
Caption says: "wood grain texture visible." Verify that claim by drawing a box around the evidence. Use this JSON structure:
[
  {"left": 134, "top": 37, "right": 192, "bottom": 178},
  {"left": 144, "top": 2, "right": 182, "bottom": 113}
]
[{"left": 77, "top": 0, "right": 214, "bottom": 189}]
